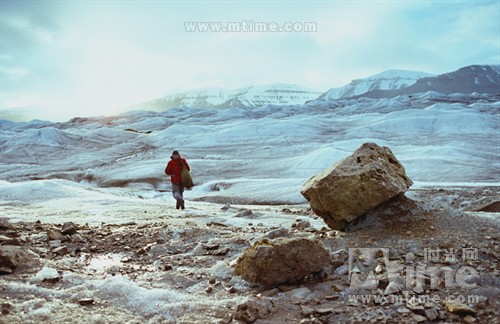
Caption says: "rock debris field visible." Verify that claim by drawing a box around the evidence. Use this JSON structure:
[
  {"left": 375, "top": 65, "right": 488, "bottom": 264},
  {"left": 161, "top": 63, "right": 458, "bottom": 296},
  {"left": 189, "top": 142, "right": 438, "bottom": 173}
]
[{"left": 0, "top": 186, "right": 498, "bottom": 324}]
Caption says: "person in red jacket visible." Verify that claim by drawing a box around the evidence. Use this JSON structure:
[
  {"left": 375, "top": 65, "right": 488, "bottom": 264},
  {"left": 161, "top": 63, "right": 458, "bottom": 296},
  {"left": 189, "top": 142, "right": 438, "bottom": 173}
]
[{"left": 164, "top": 150, "right": 190, "bottom": 209}]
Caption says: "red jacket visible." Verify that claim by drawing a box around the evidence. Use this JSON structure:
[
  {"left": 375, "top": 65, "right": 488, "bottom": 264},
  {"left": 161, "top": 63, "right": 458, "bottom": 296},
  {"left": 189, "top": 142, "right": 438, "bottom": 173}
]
[{"left": 165, "top": 156, "right": 190, "bottom": 184}]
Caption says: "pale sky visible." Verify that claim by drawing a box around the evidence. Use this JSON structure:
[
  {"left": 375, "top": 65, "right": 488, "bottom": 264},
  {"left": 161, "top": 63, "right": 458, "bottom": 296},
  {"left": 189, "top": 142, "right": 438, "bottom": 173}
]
[{"left": 1, "top": 0, "right": 499, "bottom": 117}]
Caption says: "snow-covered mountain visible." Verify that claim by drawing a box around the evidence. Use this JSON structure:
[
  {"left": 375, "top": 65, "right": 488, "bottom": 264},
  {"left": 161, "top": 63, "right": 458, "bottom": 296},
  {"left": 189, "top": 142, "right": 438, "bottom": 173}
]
[
  {"left": 355, "top": 65, "right": 500, "bottom": 99},
  {"left": 133, "top": 83, "right": 323, "bottom": 111},
  {"left": 317, "top": 70, "right": 434, "bottom": 100}
]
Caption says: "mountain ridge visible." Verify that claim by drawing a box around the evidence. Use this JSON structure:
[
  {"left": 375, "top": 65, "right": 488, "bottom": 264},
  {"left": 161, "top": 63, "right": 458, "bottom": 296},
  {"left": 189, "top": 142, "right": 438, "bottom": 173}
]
[
  {"left": 133, "top": 83, "right": 324, "bottom": 111},
  {"left": 317, "top": 69, "right": 434, "bottom": 100},
  {"left": 350, "top": 65, "right": 500, "bottom": 99}
]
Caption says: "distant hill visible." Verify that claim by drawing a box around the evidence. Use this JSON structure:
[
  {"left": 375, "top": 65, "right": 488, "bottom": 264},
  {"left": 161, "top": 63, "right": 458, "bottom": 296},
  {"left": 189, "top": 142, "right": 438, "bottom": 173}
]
[
  {"left": 133, "top": 84, "right": 323, "bottom": 111},
  {"left": 352, "top": 65, "right": 500, "bottom": 99},
  {"left": 317, "top": 69, "right": 434, "bottom": 100}
]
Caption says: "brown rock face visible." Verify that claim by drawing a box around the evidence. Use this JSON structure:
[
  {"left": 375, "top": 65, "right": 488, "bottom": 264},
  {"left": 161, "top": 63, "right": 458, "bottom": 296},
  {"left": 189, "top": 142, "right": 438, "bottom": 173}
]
[
  {"left": 0, "top": 245, "right": 40, "bottom": 274},
  {"left": 235, "top": 237, "right": 331, "bottom": 286},
  {"left": 301, "top": 142, "right": 413, "bottom": 230}
]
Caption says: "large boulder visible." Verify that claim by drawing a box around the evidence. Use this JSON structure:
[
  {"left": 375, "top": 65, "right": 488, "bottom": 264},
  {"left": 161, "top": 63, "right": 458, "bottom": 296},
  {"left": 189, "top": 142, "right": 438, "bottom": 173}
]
[
  {"left": 301, "top": 142, "right": 413, "bottom": 230},
  {"left": 235, "top": 237, "right": 331, "bottom": 285}
]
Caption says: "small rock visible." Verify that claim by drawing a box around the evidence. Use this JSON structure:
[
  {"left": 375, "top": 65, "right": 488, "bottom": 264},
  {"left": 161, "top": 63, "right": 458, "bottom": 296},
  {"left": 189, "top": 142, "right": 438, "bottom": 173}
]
[
  {"left": 412, "top": 314, "right": 427, "bottom": 323},
  {"left": 71, "top": 233, "right": 86, "bottom": 243},
  {"left": 300, "top": 306, "right": 315, "bottom": 317},
  {"left": 225, "top": 285, "right": 236, "bottom": 293},
  {"left": 424, "top": 308, "right": 439, "bottom": 321},
  {"left": 0, "top": 245, "right": 40, "bottom": 273},
  {"left": 79, "top": 299, "right": 95, "bottom": 306},
  {"left": 1, "top": 302, "right": 12, "bottom": 315},
  {"left": 0, "top": 267, "right": 13, "bottom": 275},
  {"left": 220, "top": 313, "right": 233, "bottom": 324},
  {"left": 463, "top": 315, "right": 477, "bottom": 323},
  {"left": 34, "top": 267, "right": 61, "bottom": 283},
  {"left": 259, "top": 288, "right": 280, "bottom": 297},
  {"left": 47, "top": 230, "right": 64, "bottom": 241},
  {"left": 49, "top": 240, "right": 62, "bottom": 248},
  {"left": 61, "top": 222, "right": 77, "bottom": 235},
  {"left": 208, "top": 277, "right": 217, "bottom": 284},
  {"left": 325, "top": 295, "right": 339, "bottom": 301},
  {"left": 314, "top": 308, "right": 333, "bottom": 315},
  {"left": 407, "top": 304, "right": 425, "bottom": 314},
  {"left": 397, "top": 307, "right": 410, "bottom": 314},
  {"left": 234, "top": 300, "right": 273, "bottom": 323},
  {"left": 212, "top": 247, "right": 230, "bottom": 256},
  {"left": 293, "top": 220, "right": 311, "bottom": 230},
  {"left": 0, "top": 218, "right": 13, "bottom": 230},
  {"left": 52, "top": 246, "right": 69, "bottom": 256},
  {"left": 0, "top": 235, "right": 17, "bottom": 245},
  {"left": 262, "top": 228, "right": 289, "bottom": 240},
  {"left": 205, "top": 286, "right": 213, "bottom": 293},
  {"left": 203, "top": 243, "right": 220, "bottom": 250},
  {"left": 444, "top": 300, "right": 476, "bottom": 315},
  {"left": 405, "top": 252, "right": 415, "bottom": 262},
  {"left": 289, "top": 287, "right": 312, "bottom": 300},
  {"left": 413, "top": 284, "right": 424, "bottom": 294},
  {"left": 221, "top": 204, "right": 231, "bottom": 211},
  {"left": 235, "top": 209, "right": 253, "bottom": 218},
  {"left": 384, "top": 281, "right": 400, "bottom": 295}
]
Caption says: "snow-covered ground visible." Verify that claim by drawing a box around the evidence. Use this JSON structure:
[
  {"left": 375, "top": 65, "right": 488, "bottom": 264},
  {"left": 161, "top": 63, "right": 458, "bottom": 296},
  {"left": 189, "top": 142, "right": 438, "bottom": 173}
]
[{"left": 1, "top": 91, "right": 499, "bottom": 208}]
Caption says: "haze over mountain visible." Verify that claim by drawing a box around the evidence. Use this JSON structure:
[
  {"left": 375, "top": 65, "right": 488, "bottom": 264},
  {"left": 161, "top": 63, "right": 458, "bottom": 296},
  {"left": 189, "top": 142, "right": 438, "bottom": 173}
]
[
  {"left": 1, "top": 65, "right": 498, "bottom": 123},
  {"left": 132, "top": 84, "right": 323, "bottom": 112}
]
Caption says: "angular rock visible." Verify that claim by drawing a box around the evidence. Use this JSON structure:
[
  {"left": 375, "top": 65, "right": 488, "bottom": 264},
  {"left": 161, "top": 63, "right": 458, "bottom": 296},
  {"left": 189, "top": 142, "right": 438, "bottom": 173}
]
[
  {"left": 0, "top": 235, "right": 18, "bottom": 245},
  {"left": 233, "top": 299, "right": 274, "bottom": 323},
  {"left": 235, "top": 237, "right": 331, "bottom": 285},
  {"left": 47, "top": 230, "right": 64, "bottom": 241},
  {"left": 79, "top": 299, "right": 95, "bottom": 306},
  {"left": 49, "top": 240, "right": 62, "bottom": 248},
  {"left": 0, "top": 218, "right": 14, "bottom": 231},
  {"left": 52, "top": 246, "right": 69, "bottom": 256},
  {"left": 424, "top": 308, "right": 439, "bottom": 321},
  {"left": 61, "top": 222, "right": 78, "bottom": 235},
  {"left": 301, "top": 142, "right": 413, "bottom": 230},
  {"left": 0, "top": 245, "right": 40, "bottom": 273},
  {"left": 444, "top": 300, "right": 477, "bottom": 315}
]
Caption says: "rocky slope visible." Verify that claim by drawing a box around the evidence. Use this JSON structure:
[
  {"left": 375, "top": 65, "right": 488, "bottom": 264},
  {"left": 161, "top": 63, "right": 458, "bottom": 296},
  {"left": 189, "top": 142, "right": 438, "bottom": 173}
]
[{"left": 1, "top": 186, "right": 498, "bottom": 323}]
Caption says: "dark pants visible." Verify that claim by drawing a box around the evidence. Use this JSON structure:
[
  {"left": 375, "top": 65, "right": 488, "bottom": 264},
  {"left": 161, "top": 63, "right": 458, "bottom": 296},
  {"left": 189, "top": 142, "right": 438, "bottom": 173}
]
[{"left": 172, "top": 183, "right": 184, "bottom": 206}]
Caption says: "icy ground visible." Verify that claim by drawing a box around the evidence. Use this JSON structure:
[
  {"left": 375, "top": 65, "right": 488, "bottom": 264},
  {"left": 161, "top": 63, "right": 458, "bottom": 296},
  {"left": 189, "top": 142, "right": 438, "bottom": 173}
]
[{"left": 0, "top": 91, "right": 499, "bottom": 206}]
